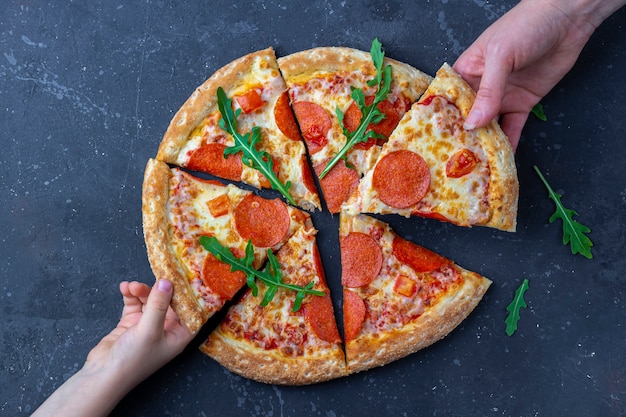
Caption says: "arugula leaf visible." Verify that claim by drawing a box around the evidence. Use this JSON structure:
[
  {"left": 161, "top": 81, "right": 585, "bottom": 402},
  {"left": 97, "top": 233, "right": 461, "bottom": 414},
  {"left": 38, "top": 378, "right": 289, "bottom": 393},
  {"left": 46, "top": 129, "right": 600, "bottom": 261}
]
[
  {"left": 199, "top": 236, "right": 325, "bottom": 312},
  {"left": 216, "top": 87, "right": 296, "bottom": 206},
  {"left": 531, "top": 103, "right": 547, "bottom": 121},
  {"left": 505, "top": 279, "right": 529, "bottom": 336},
  {"left": 534, "top": 165, "right": 593, "bottom": 259},
  {"left": 318, "top": 38, "right": 392, "bottom": 179}
]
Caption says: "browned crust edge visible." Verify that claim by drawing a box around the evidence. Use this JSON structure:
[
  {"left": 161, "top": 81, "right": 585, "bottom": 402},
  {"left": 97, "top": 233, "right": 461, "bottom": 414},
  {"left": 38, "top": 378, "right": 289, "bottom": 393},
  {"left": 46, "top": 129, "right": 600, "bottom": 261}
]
[
  {"left": 200, "top": 330, "right": 348, "bottom": 385},
  {"left": 156, "top": 48, "right": 276, "bottom": 164},
  {"left": 424, "top": 63, "right": 519, "bottom": 232},
  {"left": 141, "top": 158, "right": 207, "bottom": 334},
  {"left": 345, "top": 269, "right": 491, "bottom": 375},
  {"left": 277, "top": 46, "right": 432, "bottom": 101},
  {"left": 278, "top": 46, "right": 375, "bottom": 80}
]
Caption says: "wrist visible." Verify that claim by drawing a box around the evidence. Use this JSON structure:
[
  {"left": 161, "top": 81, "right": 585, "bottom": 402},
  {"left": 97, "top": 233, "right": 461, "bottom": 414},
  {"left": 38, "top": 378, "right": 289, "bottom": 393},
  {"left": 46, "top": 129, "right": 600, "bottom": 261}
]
[{"left": 79, "top": 360, "right": 137, "bottom": 402}]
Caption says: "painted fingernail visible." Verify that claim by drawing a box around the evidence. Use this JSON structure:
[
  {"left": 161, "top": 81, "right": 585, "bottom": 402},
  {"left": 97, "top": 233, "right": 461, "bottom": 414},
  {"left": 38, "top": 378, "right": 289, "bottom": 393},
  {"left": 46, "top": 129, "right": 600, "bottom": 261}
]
[
  {"left": 464, "top": 109, "right": 482, "bottom": 130},
  {"left": 157, "top": 279, "right": 173, "bottom": 292}
]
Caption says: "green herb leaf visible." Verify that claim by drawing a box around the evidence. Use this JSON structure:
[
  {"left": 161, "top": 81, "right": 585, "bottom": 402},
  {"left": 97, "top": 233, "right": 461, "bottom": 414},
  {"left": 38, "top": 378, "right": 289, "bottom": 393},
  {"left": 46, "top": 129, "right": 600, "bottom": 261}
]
[
  {"left": 505, "top": 279, "right": 529, "bottom": 336},
  {"left": 318, "top": 38, "right": 392, "bottom": 179},
  {"left": 534, "top": 165, "right": 593, "bottom": 259},
  {"left": 216, "top": 87, "right": 296, "bottom": 206},
  {"left": 531, "top": 103, "right": 547, "bottom": 121},
  {"left": 199, "top": 236, "right": 325, "bottom": 312}
]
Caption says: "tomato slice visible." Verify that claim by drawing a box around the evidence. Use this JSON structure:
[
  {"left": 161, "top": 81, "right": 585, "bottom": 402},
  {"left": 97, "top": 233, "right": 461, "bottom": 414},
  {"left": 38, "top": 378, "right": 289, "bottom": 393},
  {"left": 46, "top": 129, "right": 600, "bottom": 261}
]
[{"left": 446, "top": 148, "right": 478, "bottom": 178}]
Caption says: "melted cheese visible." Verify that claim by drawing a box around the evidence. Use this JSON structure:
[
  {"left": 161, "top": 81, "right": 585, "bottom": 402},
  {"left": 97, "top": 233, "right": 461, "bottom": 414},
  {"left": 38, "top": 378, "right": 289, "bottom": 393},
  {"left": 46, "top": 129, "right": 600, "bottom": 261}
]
[
  {"left": 178, "top": 52, "right": 320, "bottom": 211},
  {"left": 167, "top": 169, "right": 309, "bottom": 313},
  {"left": 346, "top": 214, "right": 463, "bottom": 333},
  {"left": 344, "top": 97, "right": 491, "bottom": 226},
  {"left": 218, "top": 228, "right": 340, "bottom": 357},
  {"left": 288, "top": 70, "right": 376, "bottom": 168}
]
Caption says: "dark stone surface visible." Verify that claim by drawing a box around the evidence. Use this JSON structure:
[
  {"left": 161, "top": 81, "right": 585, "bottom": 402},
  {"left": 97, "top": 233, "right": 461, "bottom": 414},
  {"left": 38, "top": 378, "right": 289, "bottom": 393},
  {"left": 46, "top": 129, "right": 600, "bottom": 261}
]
[{"left": 2, "top": 1, "right": 625, "bottom": 416}]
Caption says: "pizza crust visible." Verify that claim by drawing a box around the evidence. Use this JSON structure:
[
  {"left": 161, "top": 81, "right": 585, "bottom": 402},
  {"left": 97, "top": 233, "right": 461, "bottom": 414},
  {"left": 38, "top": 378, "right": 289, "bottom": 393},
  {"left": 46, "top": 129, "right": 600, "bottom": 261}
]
[
  {"left": 142, "top": 46, "right": 510, "bottom": 383},
  {"left": 346, "top": 268, "right": 491, "bottom": 374},
  {"left": 141, "top": 158, "right": 207, "bottom": 334},
  {"left": 201, "top": 330, "right": 348, "bottom": 385},
  {"left": 156, "top": 48, "right": 277, "bottom": 164},
  {"left": 277, "top": 46, "right": 432, "bottom": 101},
  {"left": 424, "top": 63, "right": 518, "bottom": 232}
]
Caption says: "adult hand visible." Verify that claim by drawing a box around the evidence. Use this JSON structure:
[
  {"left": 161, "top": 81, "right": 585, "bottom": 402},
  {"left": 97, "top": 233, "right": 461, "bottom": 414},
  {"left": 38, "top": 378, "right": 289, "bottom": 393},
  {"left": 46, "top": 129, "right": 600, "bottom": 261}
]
[{"left": 453, "top": 0, "right": 625, "bottom": 150}]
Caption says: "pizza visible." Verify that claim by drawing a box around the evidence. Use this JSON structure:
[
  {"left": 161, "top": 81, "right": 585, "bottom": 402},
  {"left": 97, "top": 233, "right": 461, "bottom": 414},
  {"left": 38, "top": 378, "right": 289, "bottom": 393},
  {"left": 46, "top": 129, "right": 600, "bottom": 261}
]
[
  {"left": 142, "top": 158, "right": 312, "bottom": 334},
  {"left": 343, "top": 63, "right": 519, "bottom": 231},
  {"left": 277, "top": 46, "right": 432, "bottom": 213},
  {"left": 200, "top": 224, "right": 347, "bottom": 385},
  {"left": 141, "top": 42, "right": 518, "bottom": 385},
  {"left": 155, "top": 47, "right": 321, "bottom": 212},
  {"left": 339, "top": 212, "right": 491, "bottom": 374}
]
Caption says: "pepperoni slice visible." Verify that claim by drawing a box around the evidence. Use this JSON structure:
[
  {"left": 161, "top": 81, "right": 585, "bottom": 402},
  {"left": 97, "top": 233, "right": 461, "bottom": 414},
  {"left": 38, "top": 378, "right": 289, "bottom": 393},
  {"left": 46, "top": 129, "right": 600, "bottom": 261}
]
[
  {"left": 343, "top": 100, "right": 364, "bottom": 135},
  {"left": 300, "top": 155, "right": 318, "bottom": 195},
  {"left": 234, "top": 194, "right": 290, "bottom": 248},
  {"left": 274, "top": 92, "right": 302, "bottom": 141},
  {"left": 201, "top": 253, "right": 247, "bottom": 300},
  {"left": 370, "top": 99, "right": 401, "bottom": 138},
  {"left": 372, "top": 150, "right": 430, "bottom": 209},
  {"left": 304, "top": 294, "right": 341, "bottom": 344},
  {"left": 343, "top": 290, "right": 366, "bottom": 342},
  {"left": 187, "top": 143, "right": 243, "bottom": 181},
  {"left": 314, "top": 159, "right": 359, "bottom": 214},
  {"left": 236, "top": 89, "right": 264, "bottom": 113},
  {"left": 446, "top": 148, "right": 478, "bottom": 178},
  {"left": 411, "top": 210, "right": 453, "bottom": 224},
  {"left": 344, "top": 97, "right": 401, "bottom": 150},
  {"left": 292, "top": 101, "right": 331, "bottom": 154},
  {"left": 340, "top": 232, "right": 382, "bottom": 287},
  {"left": 392, "top": 235, "right": 449, "bottom": 273}
]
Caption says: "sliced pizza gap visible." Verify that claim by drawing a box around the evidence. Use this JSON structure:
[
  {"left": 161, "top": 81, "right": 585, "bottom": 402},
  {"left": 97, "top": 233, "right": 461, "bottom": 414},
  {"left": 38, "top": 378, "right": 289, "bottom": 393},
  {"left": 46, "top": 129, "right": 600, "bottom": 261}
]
[
  {"left": 141, "top": 46, "right": 518, "bottom": 385},
  {"left": 141, "top": 158, "right": 313, "bottom": 334},
  {"left": 339, "top": 211, "right": 492, "bottom": 375},
  {"left": 343, "top": 63, "right": 519, "bottom": 232},
  {"left": 156, "top": 47, "right": 321, "bottom": 212},
  {"left": 277, "top": 46, "right": 432, "bottom": 214}
]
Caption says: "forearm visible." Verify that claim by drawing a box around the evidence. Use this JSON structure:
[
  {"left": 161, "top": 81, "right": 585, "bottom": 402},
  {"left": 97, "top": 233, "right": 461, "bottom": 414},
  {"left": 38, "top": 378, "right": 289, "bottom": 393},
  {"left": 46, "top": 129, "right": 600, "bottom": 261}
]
[
  {"left": 31, "top": 363, "right": 133, "bottom": 417},
  {"left": 539, "top": 0, "right": 626, "bottom": 32}
]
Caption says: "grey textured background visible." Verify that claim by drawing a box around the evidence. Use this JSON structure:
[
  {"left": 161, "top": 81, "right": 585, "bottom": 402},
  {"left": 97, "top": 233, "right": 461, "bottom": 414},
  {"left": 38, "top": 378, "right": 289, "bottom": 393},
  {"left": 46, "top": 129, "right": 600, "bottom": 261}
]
[{"left": 2, "top": 1, "right": 625, "bottom": 416}]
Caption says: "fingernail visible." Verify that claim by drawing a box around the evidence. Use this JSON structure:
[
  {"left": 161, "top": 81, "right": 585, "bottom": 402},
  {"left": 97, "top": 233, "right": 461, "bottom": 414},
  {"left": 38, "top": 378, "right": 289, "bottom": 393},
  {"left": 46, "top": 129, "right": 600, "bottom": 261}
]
[
  {"left": 464, "top": 109, "right": 482, "bottom": 130},
  {"left": 157, "top": 279, "right": 172, "bottom": 292}
]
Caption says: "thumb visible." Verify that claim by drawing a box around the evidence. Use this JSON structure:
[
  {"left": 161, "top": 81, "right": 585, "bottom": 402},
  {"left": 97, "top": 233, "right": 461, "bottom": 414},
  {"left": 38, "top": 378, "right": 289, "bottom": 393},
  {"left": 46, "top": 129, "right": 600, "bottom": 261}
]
[
  {"left": 464, "top": 52, "right": 512, "bottom": 130},
  {"left": 141, "top": 279, "right": 174, "bottom": 334}
]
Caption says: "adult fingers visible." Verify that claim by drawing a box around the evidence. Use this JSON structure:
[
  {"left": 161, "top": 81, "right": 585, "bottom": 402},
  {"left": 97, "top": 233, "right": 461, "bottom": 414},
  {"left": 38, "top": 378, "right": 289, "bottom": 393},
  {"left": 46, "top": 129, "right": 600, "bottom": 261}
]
[
  {"left": 464, "top": 45, "right": 513, "bottom": 130},
  {"left": 140, "top": 279, "right": 174, "bottom": 336}
]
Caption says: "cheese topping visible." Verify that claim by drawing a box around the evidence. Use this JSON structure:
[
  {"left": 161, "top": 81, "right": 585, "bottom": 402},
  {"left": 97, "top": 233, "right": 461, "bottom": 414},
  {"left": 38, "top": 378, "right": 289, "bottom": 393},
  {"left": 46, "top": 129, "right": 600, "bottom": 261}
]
[
  {"left": 345, "top": 214, "right": 463, "bottom": 333},
  {"left": 177, "top": 51, "right": 320, "bottom": 211},
  {"left": 345, "top": 96, "right": 491, "bottom": 226},
  {"left": 219, "top": 229, "right": 339, "bottom": 357}
]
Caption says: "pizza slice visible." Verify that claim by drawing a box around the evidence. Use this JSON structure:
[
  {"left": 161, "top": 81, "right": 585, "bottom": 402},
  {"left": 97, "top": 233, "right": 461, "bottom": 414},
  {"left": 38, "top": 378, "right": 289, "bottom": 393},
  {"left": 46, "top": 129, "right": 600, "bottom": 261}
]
[
  {"left": 277, "top": 45, "right": 432, "bottom": 213},
  {"left": 339, "top": 211, "right": 491, "bottom": 375},
  {"left": 343, "top": 63, "right": 519, "bottom": 231},
  {"left": 141, "top": 158, "right": 312, "bottom": 334},
  {"left": 200, "top": 224, "right": 347, "bottom": 385},
  {"left": 156, "top": 48, "right": 320, "bottom": 211}
]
